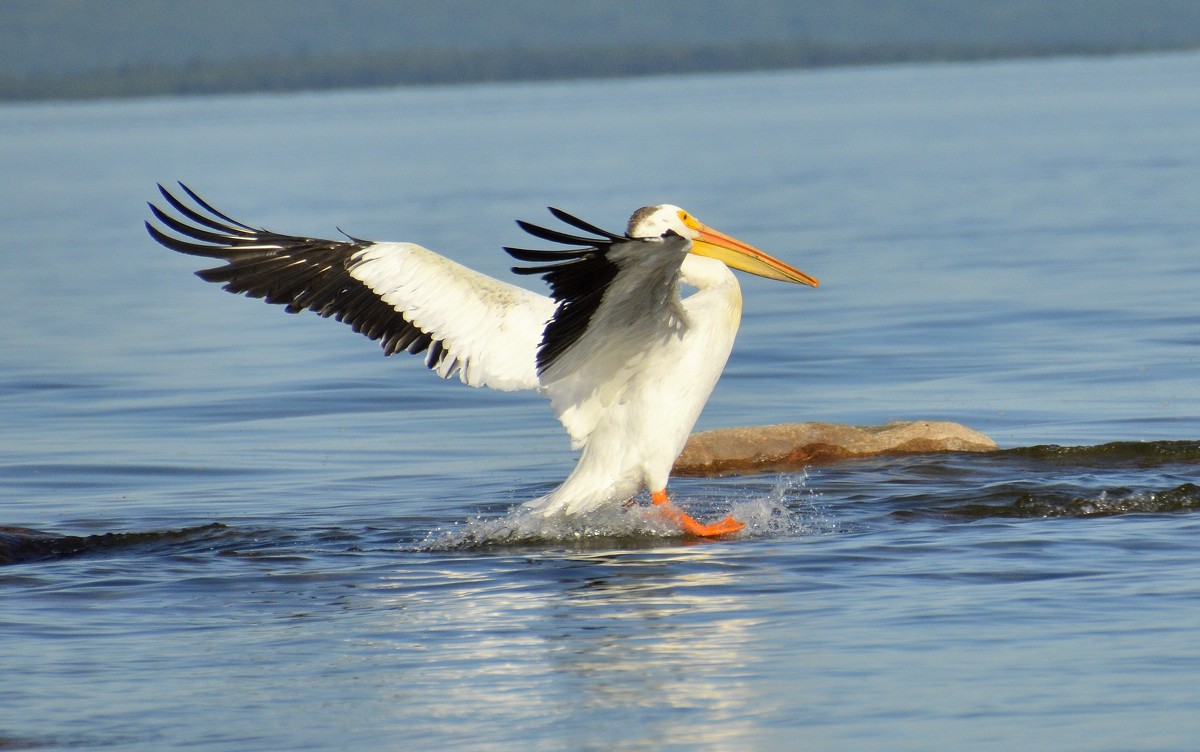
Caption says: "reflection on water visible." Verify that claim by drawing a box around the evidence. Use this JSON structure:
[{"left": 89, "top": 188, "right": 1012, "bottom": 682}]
[{"left": 375, "top": 547, "right": 765, "bottom": 748}]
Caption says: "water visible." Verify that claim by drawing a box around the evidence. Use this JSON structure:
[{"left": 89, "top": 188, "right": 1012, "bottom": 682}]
[{"left": 2, "top": 51, "right": 1199, "bottom": 750}]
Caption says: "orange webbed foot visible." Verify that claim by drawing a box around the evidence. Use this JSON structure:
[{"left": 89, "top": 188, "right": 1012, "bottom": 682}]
[{"left": 651, "top": 490, "right": 745, "bottom": 538}]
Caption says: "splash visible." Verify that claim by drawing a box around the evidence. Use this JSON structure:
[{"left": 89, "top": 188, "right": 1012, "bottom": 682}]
[
  {"left": 727, "top": 471, "right": 835, "bottom": 537},
  {"left": 421, "top": 474, "right": 825, "bottom": 550}
]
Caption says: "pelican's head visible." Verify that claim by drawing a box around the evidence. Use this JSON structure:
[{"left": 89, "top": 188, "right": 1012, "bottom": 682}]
[{"left": 628, "top": 205, "right": 819, "bottom": 287}]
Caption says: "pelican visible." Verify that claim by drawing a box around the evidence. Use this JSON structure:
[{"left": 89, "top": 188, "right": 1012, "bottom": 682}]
[{"left": 146, "top": 184, "right": 818, "bottom": 536}]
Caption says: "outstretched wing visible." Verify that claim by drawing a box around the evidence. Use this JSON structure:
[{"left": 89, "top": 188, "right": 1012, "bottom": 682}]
[
  {"left": 147, "top": 183, "right": 552, "bottom": 392},
  {"left": 506, "top": 211, "right": 692, "bottom": 447}
]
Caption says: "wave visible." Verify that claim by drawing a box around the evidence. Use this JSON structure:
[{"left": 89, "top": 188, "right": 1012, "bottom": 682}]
[
  {"left": 0, "top": 523, "right": 228, "bottom": 566},
  {"left": 999, "top": 440, "right": 1200, "bottom": 465},
  {"left": 902, "top": 440, "right": 1200, "bottom": 520},
  {"left": 917, "top": 482, "right": 1200, "bottom": 521}
]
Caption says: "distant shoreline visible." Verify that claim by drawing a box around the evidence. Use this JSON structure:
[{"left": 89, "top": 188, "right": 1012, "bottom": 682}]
[{"left": 4, "top": 39, "right": 1197, "bottom": 103}]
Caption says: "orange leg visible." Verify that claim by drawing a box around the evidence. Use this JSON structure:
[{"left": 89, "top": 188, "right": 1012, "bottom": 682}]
[{"left": 651, "top": 489, "right": 745, "bottom": 537}]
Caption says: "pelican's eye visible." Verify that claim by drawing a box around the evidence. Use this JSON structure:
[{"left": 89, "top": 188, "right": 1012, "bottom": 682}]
[{"left": 677, "top": 210, "right": 701, "bottom": 230}]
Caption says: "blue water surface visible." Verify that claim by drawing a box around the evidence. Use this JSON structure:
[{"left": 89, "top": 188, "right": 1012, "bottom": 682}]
[{"left": 1, "top": 51, "right": 1199, "bottom": 751}]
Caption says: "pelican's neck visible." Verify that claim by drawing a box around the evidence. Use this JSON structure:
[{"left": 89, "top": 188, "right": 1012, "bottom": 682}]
[
  {"left": 681, "top": 253, "right": 738, "bottom": 291},
  {"left": 679, "top": 253, "right": 743, "bottom": 325}
]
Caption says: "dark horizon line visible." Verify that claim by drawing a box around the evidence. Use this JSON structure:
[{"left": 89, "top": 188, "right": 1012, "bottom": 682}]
[{"left": 4, "top": 38, "right": 1198, "bottom": 104}]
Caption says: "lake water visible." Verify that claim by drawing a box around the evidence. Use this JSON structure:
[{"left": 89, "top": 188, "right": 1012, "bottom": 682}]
[{"left": 2, "top": 51, "right": 1199, "bottom": 750}]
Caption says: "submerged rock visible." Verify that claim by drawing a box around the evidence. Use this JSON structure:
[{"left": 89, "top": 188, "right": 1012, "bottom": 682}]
[{"left": 674, "top": 421, "right": 997, "bottom": 477}]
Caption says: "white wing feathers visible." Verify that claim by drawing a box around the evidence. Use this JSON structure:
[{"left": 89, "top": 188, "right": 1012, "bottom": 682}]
[
  {"left": 145, "top": 184, "right": 553, "bottom": 395},
  {"left": 349, "top": 243, "right": 553, "bottom": 391}
]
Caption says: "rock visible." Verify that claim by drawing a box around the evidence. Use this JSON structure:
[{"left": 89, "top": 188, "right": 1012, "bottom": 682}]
[{"left": 674, "top": 421, "right": 997, "bottom": 477}]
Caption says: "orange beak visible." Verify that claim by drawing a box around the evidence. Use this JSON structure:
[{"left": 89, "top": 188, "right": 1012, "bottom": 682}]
[{"left": 686, "top": 217, "right": 819, "bottom": 287}]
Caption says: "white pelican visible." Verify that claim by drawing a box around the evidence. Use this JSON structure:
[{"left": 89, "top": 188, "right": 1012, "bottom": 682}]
[{"left": 147, "top": 184, "right": 818, "bottom": 536}]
